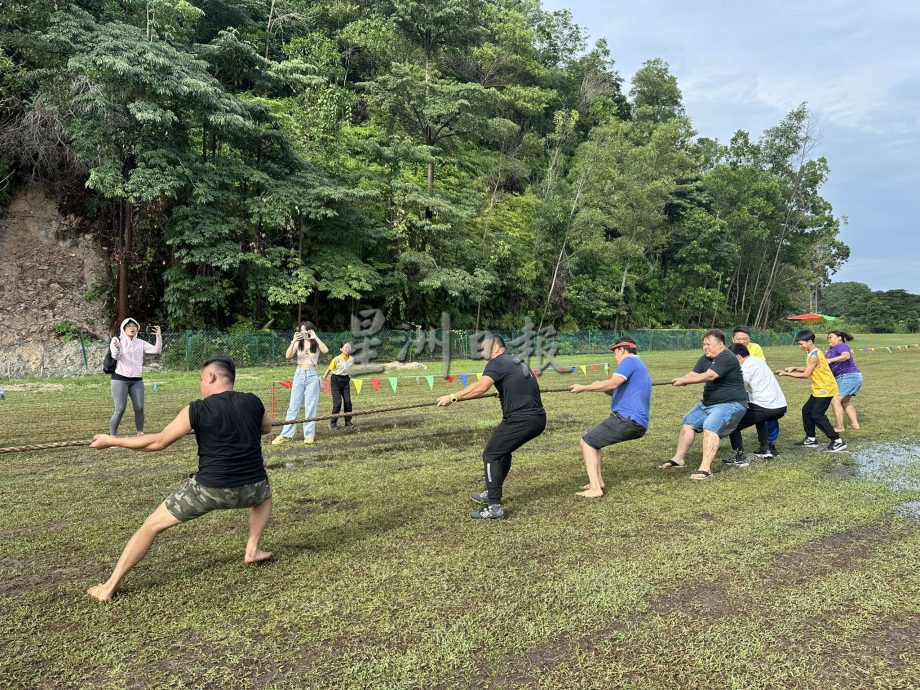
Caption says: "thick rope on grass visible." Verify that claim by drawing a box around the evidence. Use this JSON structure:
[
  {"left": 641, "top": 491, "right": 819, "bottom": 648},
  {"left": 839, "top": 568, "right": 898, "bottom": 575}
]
[{"left": 0, "top": 382, "right": 675, "bottom": 455}]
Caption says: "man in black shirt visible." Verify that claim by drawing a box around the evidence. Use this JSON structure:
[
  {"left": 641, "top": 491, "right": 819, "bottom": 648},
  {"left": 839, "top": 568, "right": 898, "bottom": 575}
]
[
  {"left": 87, "top": 357, "right": 273, "bottom": 602},
  {"left": 658, "top": 330, "right": 748, "bottom": 480},
  {"left": 436, "top": 334, "right": 546, "bottom": 519}
]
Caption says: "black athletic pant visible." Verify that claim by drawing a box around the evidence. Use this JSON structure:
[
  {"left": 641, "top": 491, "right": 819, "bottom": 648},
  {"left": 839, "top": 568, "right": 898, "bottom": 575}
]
[
  {"left": 802, "top": 395, "right": 838, "bottom": 441},
  {"left": 330, "top": 374, "right": 352, "bottom": 425},
  {"left": 729, "top": 404, "right": 787, "bottom": 451},
  {"left": 482, "top": 413, "right": 547, "bottom": 505}
]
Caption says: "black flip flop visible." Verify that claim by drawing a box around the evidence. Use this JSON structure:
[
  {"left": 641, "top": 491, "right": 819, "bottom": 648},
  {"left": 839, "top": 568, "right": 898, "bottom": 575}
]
[
  {"left": 689, "top": 469, "right": 713, "bottom": 480},
  {"left": 657, "top": 459, "right": 685, "bottom": 469}
]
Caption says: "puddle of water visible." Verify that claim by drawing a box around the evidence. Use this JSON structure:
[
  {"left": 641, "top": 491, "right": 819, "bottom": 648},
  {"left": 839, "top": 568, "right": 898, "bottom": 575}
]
[
  {"left": 895, "top": 500, "right": 920, "bottom": 522},
  {"left": 846, "top": 438, "right": 920, "bottom": 492}
]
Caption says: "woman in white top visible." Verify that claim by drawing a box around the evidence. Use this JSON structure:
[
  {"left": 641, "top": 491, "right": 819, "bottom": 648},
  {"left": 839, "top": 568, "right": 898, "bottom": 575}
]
[
  {"left": 272, "top": 321, "right": 329, "bottom": 444},
  {"left": 109, "top": 317, "right": 162, "bottom": 435}
]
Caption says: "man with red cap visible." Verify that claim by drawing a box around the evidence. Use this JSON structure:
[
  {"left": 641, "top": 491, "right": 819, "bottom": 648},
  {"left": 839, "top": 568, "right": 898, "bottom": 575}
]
[{"left": 569, "top": 337, "right": 651, "bottom": 497}]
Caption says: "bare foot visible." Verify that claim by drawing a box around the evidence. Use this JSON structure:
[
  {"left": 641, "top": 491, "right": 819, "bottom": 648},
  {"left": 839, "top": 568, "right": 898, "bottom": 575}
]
[
  {"left": 245, "top": 550, "right": 272, "bottom": 564},
  {"left": 833, "top": 427, "right": 845, "bottom": 433},
  {"left": 576, "top": 489, "right": 604, "bottom": 498},
  {"left": 851, "top": 424, "right": 861, "bottom": 430},
  {"left": 580, "top": 482, "right": 606, "bottom": 490},
  {"left": 87, "top": 584, "right": 114, "bottom": 602}
]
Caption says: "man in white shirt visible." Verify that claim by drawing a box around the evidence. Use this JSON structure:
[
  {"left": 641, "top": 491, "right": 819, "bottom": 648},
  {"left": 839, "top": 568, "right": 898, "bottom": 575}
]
[{"left": 726, "top": 343, "right": 788, "bottom": 464}]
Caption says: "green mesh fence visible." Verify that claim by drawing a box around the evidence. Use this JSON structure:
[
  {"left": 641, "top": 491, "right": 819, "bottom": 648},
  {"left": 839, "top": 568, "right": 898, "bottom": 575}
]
[{"left": 0, "top": 328, "right": 786, "bottom": 378}]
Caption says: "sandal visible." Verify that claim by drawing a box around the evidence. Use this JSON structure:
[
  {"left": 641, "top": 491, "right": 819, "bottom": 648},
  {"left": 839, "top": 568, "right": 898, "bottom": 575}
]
[
  {"left": 657, "top": 459, "right": 685, "bottom": 469},
  {"left": 689, "top": 470, "right": 713, "bottom": 480}
]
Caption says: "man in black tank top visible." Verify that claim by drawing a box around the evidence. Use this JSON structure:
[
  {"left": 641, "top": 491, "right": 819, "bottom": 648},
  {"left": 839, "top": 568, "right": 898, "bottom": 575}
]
[
  {"left": 86, "top": 357, "right": 273, "bottom": 602},
  {"left": 436, "top": 335, "right": 546, "bottom": 519}
]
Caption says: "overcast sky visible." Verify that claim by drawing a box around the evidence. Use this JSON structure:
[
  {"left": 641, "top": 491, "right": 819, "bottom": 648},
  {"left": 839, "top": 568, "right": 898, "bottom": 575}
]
[{"left": 542, "top": 0, "right": 920, "bottom": 292}]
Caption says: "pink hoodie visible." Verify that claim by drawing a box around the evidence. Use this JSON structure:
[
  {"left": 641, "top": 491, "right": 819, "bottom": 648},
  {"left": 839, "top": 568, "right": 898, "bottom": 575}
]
[{"left": 109, "top": 318, "right": 162, "bottom": 378}]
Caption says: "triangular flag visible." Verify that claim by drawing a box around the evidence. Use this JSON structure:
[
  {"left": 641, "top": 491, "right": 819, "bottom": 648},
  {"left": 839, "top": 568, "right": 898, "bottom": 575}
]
[
  {"left": 388, "top": 377, "right": 398, "bottom": 393},
  {"left": 570, "top": 366, "right": 577, "bottom": 373},
  {"left": 459, "top": 374, "right": 469, "bottom": 386},
  {"left": 591, "top": 364, "right": 598, "bottom": 371},
  {"left": 532, "top": 367, "right": 539, "bottom": 377},
  {"left": 425, "top": 375, "right": 434, "bottom": 389},
  {"left": 475, "top": 373, "right": 483, "bottom": 381},
  {"left": 579, "top": 365, "right": 587, "bottom": 376},
  {"left": 371, "top": 377, "right": 381, "bottom": 392},
  {"left": 279, "top": 380, "right": 292, "bottom": 389},
  {"left": 446, "top": 375, "right": 455, "bottom": 383},
  {"left": 353, "top": 378, "right": 363, "bottom": 395},
  {"left": 604, "top": 363, "right": 609, "bottom": 374}
]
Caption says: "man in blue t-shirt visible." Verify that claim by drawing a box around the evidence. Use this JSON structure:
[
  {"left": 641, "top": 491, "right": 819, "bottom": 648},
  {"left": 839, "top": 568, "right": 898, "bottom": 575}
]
[
  {"left": 86, "top": 357, "right": 273, "bottom": 602},
  {"left": 570, "top": 338, "right": 651, "bottom": 497}
]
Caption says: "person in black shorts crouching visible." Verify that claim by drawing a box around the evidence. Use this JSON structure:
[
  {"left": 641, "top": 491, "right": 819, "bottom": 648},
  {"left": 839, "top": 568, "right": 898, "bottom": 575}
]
[
  {"left": 436, "top": 334, "right": 546, "bottom": 519},
  {"left": 87, "top": 357, "right": 273, "bottom": 602}
]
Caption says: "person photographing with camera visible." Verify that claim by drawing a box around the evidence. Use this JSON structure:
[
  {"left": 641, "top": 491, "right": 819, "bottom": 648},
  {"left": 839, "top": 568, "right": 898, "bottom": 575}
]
[
  {"left": 272, "top": 321, "right": 329, "bottom": 445},
  {"left": 109, "top": 317, "right": 162, "bottom": 436}
]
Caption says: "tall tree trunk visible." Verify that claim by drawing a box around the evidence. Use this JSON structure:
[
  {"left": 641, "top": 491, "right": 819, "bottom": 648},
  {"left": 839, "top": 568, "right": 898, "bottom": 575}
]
[
  {"left": 296, "top": 222, "right": 303, "bottom": 323},
  {"left": 117, "top": 200, "right": 133, "bottom": 324},
  {"left": 538, "top": 176, "right": 585, "bottom": 329}
]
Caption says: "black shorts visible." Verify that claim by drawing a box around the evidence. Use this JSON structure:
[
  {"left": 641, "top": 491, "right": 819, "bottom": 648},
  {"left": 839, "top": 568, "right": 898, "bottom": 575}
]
[{"left": 582, "top": 413, "right": 647, "bottom": 450}]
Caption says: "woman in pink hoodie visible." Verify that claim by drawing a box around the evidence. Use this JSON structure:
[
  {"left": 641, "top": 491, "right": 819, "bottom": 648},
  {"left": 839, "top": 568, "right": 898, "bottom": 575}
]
[{"left": 109, "top": 318, "right": 162, "bottom": 435}]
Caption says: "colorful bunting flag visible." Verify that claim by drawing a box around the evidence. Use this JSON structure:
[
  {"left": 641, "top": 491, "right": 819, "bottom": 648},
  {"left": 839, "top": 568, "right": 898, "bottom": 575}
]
[
  {"left": 579, "top": 365, "right": 586, "bottom": 376},
  {"left": 603, "top": 363, "right": 609, "bottom": 374},
  {"left": 446, "top": 376, "right": 455, "bottom": 383},
  {"left": 591, "top": 364, "right": 598, "bottom": 371},
  {"left": 388, "top": 377, "right": 398, "bottom": 393},
  {"left": 425, "top": 375, "right": 434, "bottom": 389},
  {"left": 353, "top": 379, "right": 363, "bottom": 395},
  {"left": 371, "top": 377, "right": 381, "bottom": 392},
  {"left": 459, "top": 374, "right": 469, "bottom": 386},
  {"left": 279, "top": 380, "right": 292, "bottom": 389},
  {"left": 475, "top": 373, "right": 483, "bottom": 381}
]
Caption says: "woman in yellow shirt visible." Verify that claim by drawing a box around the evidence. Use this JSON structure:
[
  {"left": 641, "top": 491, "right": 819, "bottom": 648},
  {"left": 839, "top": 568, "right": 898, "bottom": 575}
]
[{"left": 777, "top": 329, "right": 846, "bottom": 452}]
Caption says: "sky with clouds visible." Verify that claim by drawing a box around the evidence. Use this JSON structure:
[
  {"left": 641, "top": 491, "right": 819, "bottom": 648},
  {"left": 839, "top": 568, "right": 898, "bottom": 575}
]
[{"left": 542, "top": 0, "right": 920, "bottom": 292}]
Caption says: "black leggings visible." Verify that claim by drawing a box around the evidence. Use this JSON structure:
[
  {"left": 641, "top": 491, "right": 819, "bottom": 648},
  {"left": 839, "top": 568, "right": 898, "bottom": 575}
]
[
  {"left": 802, "top": 396, "right": 839, "bottom": 441},
  {"left": 330, "top": 374, "right": 352, "bottom": 424},
  {"left": 482, "top": 414, "right": 546, "bottom": 504},
  {"left": 729, "top": 404, "right": 787, "bottom": 451}
]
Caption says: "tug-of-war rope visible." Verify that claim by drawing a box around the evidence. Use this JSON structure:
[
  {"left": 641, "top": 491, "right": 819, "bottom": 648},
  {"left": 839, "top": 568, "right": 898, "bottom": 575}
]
[{"left": 0, "top": 382, "right": 679, "bottom": 455}]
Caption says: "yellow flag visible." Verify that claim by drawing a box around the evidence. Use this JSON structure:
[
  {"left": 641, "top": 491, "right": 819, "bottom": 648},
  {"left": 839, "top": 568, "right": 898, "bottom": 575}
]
[
  {"left": 353, "top": 378, "right": 363, "bottom": 395},
  {"left": 579, "top": 365, "right": 586, "bottom": 376},
  {"left": 475, "top": 373, "right": 483, "bottom": 380}
]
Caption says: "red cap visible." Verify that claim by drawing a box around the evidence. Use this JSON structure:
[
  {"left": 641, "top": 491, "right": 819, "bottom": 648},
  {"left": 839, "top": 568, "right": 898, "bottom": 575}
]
[{"left": 610, "top": 341, "right": 637, "bottom": 352}]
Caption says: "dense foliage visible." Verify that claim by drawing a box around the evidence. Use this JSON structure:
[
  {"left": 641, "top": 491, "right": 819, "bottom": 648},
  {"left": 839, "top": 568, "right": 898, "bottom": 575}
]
[
  {"left": 821, "top": 282, "right": 920, "bottom": 333},
  {"left": 1, "top": 0, "right": 849, "bottom": 330}
]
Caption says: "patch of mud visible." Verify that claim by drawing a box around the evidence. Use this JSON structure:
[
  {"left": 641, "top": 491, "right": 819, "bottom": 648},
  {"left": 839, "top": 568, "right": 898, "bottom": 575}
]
[
  {"left": 895, "top": 500, "right": 920, "bottom": 521},
  {"left": 831, "top": 437, "right": 920, "bottom": 492}
]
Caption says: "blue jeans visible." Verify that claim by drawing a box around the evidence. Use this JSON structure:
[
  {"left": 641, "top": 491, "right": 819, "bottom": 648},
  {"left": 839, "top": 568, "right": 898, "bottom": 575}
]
[
  {"left": 682, "top": 401, "right": 747, "bottom": 438},
  {"left": 281, "top": 368, "right": 320, "bottom": 439}
]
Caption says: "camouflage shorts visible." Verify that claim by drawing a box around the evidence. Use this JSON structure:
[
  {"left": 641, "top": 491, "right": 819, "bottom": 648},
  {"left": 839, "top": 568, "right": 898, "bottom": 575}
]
[{"left": 164, "top": 477, "right": 272, "bottom": 522}]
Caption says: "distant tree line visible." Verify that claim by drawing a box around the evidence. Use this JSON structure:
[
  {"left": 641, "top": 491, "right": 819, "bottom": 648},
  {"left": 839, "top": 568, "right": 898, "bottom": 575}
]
[{"left": 821, "top": 282, "right": 920, "bottom": 333}]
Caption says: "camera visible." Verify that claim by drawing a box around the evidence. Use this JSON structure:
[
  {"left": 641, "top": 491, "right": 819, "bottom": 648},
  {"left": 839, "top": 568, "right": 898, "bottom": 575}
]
[{"left": 145, "top": 325, "right": 158, "bottom": 335}]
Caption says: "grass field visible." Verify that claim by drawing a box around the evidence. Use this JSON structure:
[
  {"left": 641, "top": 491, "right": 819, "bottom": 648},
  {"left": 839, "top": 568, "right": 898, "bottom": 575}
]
[{"left": 1, "top": 334, "right": 919, "bottom": 689}]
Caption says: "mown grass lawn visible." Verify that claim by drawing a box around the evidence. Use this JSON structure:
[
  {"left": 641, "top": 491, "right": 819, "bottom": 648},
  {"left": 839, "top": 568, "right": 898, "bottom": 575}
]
[{"left": 1, "top": 335, "right": 918, "bottom": 689}]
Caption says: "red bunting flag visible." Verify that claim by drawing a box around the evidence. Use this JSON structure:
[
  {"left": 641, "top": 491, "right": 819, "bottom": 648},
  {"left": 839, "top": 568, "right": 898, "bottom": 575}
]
[
  {"left": 446, "top": 376, "right": 455, "bottom": 383},
  {"left": 371, "top": 377, "right": 381, "bottom": 391},
  {"left": 279, "top": 380, "right": 293, "bottom": 389},
  {"left": 591, "top": 364, "right": 598, "bottom": 371}
]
